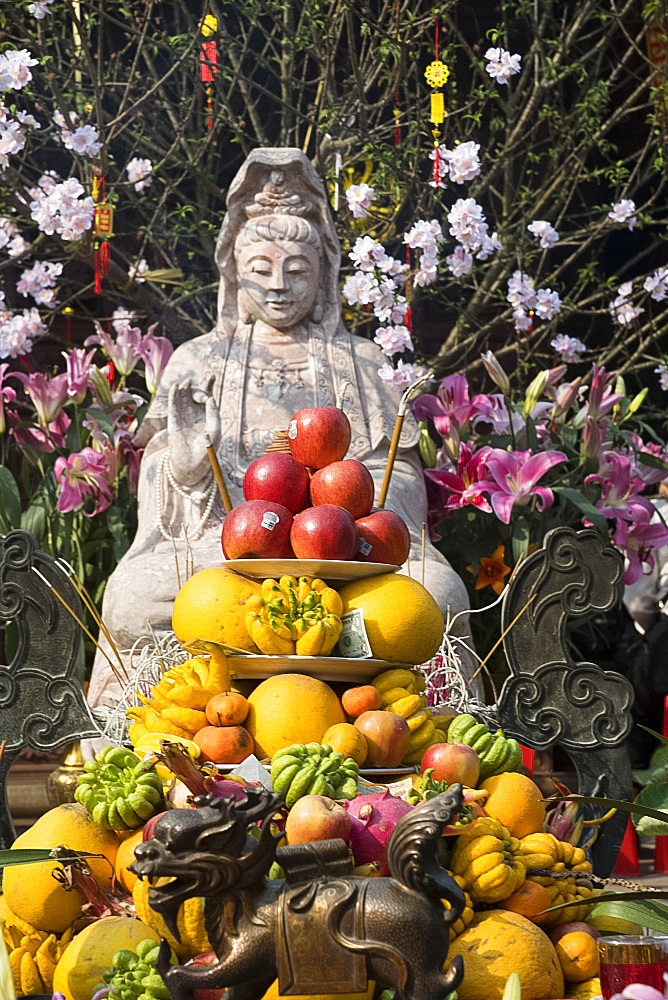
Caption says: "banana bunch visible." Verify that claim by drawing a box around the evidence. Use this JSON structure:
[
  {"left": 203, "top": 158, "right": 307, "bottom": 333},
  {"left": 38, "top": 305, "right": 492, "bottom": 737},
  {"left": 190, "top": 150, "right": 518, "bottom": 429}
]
[
  {"left": 96, "top": 938, "right": 178, "bottom": 1000},
  {"left": 126, "top": 652, "right": 230, "bottom": 745},
  {"left": 271, "top": 743, "right": 360, "bottom": 808},
  {"left": 244, "top": 575, "right": 343, "bottom": 656},
  {"left": 372, "top": 667, "right": 447, "bottom": 765},
  {"left": 74, "top": 746, "right": 164, "bottom": 831},
  {"left": 0, "top": 896, "right": 71, "bottom": 995}
]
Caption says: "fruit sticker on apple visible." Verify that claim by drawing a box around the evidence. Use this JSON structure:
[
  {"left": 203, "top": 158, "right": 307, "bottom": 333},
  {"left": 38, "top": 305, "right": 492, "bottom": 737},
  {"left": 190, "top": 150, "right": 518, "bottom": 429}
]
[
  {"left": 355, "top": 508, "right": 411, "bottom": 565},
  {"left": 287, "top": 405, "right": 351, "bottom": 468},
  {"left": 221, "top": 499, "right": 294, "bottom": 559}
]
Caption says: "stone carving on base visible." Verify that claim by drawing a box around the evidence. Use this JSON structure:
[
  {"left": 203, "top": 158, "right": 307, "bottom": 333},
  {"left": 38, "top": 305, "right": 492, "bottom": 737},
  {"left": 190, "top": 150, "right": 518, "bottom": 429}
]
[
  {"left": 87, "top": 148, "right": 474, "bottom": 720},
  {"left": 130, "top": 784, "right": 465, "bottom": 1000}
]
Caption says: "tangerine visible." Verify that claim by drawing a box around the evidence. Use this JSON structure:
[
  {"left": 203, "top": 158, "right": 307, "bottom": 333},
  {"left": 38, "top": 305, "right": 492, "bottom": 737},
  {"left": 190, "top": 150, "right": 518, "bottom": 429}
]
[
  {"left": 194, "top": 724, "right": 254, "bottom": 764},
  {"left": 499, "top": 879, "right": 553, "bottom": 924},
  {"left": 114, "top": 827, "right": 145, "bottom": 894},
  {"left": 206, "top": 691, "right": 250, "bottom": 726},
  {"left": 555, "top": 931, "right": 600, "bottom": 983},
  {"left": 322, "top": 722, "right": 368, "bottom": 766},
  {"left": 341, "top": 685, "right": 382, "bottom": 717},
  {"left": 481, "top": 771, "right": 547, "bottom": 839}
]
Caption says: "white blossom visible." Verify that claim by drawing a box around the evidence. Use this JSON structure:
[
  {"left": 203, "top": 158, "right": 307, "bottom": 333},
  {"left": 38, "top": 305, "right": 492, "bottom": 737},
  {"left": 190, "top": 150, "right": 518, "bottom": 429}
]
[
  {"left": 534, "top": 287, "right": 561, "bottom": 320},
  {"left": 112, "top": 307, "right": 138, "bottom": 334},
  {"left": 0, "top": 50, "right": 38, "bottom": 93},
  {"left": 608, "top": 199, "right": 637, "bottom": 230},
  {"left": 16, "top": 110, "right": 40, "bottom": 128},
  {"left": 476, "top": 231, "right": 502, "bottom": 261},
  {"left": 447, "top": 198, "right": 489, "bottom": 253},
  {"left": 17, "top": 260, "right": 63, "bottom": 307},
  {"left": 484, "top": 47, "right": 521, "bottom": 85},
  {"left": 413, "top": 255, "right": 439, "bottom": 287},
  {"left": 342, "top": 271, "right": 378, "bottom": 306},
  {"left": 655, "top": 363, "right": 668, "bottom": 391},
  {"left": 0, "top": 118, "right": 27, "bottom": 169},
  {"left": 127, "top": 157, "right": 153, "bottom": 193},
  {"left": 345, "top": 183, "right": 377, "bottom": 219},
  {"left": 446, "top": 246, "right": 473, "bottom": 277},
  {"left": 512, "top": 308, "right": 533, "bottom": 333},
  {"left": 28, "top": 0, "right": 54, "bottom": 17},
  {"left": 403, "top": 219, "right": 444, "bottom": 251},
  {"left": 609, "top": 281, "right": 644, "bottom": 325},
  {"left": 528, "top": 220, "right": 559, "bottom": 249},
  {"left": 28, "top": 174, "right": 95, "bottom": 241},
  {"left": 63, "top": 124, "right": 101, "bottom": 158},
  {"left": 378, "top": 359, "right": 429, "bottom": 387},
  {"left": 349, "top": 236, "right": 388, "bottom": 272},
  {"left": 507, "top": 270, "right": 537, "bottom": 310},
  {"left": 374, "top": 325, "right": 413, "bottom": 356},
  {"left": 0, "top": 307, "right": 45, "bottom": 358},
  {"left": 551, "top": 334, "right": 586, "bottom": 362},
  {"left": 644, "top": 267, "right": 668, "bottom": 302},
  {"left": 443, "top": 141, "right": 481, "bottom": 184},
  {"left": 129, "top": 258, "right": 150, "bottom": 283}
]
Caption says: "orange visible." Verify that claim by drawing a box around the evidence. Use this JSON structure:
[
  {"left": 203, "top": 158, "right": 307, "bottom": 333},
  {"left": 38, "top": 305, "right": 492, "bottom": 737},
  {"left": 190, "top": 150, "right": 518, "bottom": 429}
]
[
  {"left": 194, "top": 724, "right": 254, "bottom": 763},
  {"left": 114, "top": 827, "right": 144, "bottom": 894},
  {"left": 322, "top": 722, "right": 368, "bottom": 766},
  {"left": 481, "top": 772, "right": 547, "bottom": 839},
  {"left": 499, "top": 879, "right": 553, "bottom": 924},
  {"left": 555, "top": 931, "right": 599, "bottom": 983},
  {"left": 172, "top": 566, "right": 261, "bottom": 653},
  {"left": 206, "top": 691, "right": 250, "bottom": 726},
  {"left": 341, "top": 685, "right": 382, "bottom": 717}
]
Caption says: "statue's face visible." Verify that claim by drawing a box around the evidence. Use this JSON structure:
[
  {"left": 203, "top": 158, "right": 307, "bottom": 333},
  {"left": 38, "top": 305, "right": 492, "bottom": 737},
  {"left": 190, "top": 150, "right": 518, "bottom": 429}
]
[{"left": 236, "top": 240, "right": 320, "bottom": 329}]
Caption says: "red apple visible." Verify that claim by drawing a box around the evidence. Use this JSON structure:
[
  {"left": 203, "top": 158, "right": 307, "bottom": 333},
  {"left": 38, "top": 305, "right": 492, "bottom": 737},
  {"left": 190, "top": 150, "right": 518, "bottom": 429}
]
[
  {"left": 288, "top": 406, "right": 351, "bottom": 469},
  {"left": 243, "top": 452, "right": 310, "bottom": 515},
  {"left": 185, "top": 951, "right": 225, "bottom": 1000},
  {"left": 355, "top": 508, "right": 411, "bottom": 565},
  {"left": 290, "top": 504, "right": 358, "bottom": 560},
  {"left": 310, "top": 460, "right": 374, "bottom": 519},
  {"left": 353, "top": 711, "right": 410, "bottom": 768},
  {"left": 285, "top": 794, "right": 352, "bottom": 844},
  {"left": 222, "top": 500, "right": 294, "bottom": 559},
  {"left": 420, "top": 742, "right": 481, "bottom": 786}
]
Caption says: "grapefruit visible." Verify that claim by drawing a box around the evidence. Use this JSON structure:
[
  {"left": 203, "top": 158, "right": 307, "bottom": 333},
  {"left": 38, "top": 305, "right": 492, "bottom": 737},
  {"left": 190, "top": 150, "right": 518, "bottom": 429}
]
[
  {"left": 338, "top": 574, "right": 444, "bottom": 665},
  {"left": 52, "top": 915, "right": 159, "bottom": 1000},
  {"left": 246, "top": 674, "right": 345, "bottom": 759},
  {"left": 3, "top": 802, "right": 119, "bottom": 933}
]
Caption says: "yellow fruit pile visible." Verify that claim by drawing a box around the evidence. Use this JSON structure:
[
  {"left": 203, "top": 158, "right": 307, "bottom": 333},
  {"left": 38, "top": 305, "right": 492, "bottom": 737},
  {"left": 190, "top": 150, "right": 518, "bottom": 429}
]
[
  {"left": 371, "top": 667, "right": 447, "bottom": 764},
  {"left": 1, "top": 895, "right": 72, "bottom": 995},
  {"left": 126, "top": 650, "right": 230, "bottom": 745},
  {"left": 132, "top": 877, "right": 211, "bottom": 960}
]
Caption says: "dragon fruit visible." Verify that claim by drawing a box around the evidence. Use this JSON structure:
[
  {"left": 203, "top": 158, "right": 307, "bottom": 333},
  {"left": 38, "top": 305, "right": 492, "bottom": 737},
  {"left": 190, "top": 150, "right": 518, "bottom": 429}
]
[{"left": 342, "top": 789, "right": 414, "bottom": 875}]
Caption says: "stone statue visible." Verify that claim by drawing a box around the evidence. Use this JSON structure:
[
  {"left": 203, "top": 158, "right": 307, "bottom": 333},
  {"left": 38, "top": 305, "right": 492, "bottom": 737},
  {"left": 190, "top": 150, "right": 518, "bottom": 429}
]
[{"left": 87, "top": 148, "right": 474, "bottom": 718}]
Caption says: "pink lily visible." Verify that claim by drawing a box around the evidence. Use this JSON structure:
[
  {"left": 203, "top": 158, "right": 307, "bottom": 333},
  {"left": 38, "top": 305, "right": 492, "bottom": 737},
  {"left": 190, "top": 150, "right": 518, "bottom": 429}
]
[
  {"left": 412, "top": 374, "right": 477, "bottom": 438},
  {"left": 612, "top": 511, "right": 668, "bottom": 585},
  {"left": 8, "top": 409, "right": 71, "bottom": 453},
  {"left": 54, "top": 447, "right": 112, "bottom": 515},
  {"left": 549, "top": 377, "right": 582, "bottom": 419},
  {"left": 63, "top": 347, "right": 95, "bottom": 404},
  {"left": 140, "top": 325, "right": 173, "bottom": 394},
  {"left": 587, "top": 363, "right": 623, "bottom": 419},
  {"left": 426, "top": 443, "right": 493, "bottom": 512},
  {"left": 118, "top": 436, "right": 143, "bottom": 492},
  {"left": 624, "top": 433, "right": 668, "bottom": 487},
  {"left": 0, "top": 362, "right": 16, "bottom": 434},
  {"left": 471, "top": 447, "right": 568, "bottom": 523},
  {"left": 12, "top": 370, "right": 69, "bottom": 427},
  {"left": 585, "top": 453, "right": 655, "bottom": 523},
  {"left": 610, "top": 985, "right": 668, "bottom": 1000},
  {"left": 582, "top": 415, "right": 603, "bottom": 461},
  {"left": 85, "top": 322, "right": 144, "bottom": 377}
]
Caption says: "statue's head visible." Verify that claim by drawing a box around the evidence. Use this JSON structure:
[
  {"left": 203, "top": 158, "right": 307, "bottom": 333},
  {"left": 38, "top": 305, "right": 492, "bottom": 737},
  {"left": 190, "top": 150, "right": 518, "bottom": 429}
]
[
  {"left": 215, "top": 149, "right": 342, "bottom": 337},
  {"left": 234, "top": 171, "right": 322, "bottom": 328}
]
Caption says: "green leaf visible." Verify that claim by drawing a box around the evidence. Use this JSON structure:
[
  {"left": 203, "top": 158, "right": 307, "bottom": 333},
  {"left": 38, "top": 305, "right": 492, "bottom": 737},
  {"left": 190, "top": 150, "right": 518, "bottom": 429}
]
[
  {"left": 0, "top": 467, "right": 21, "bottom": 530},
  {"left": 20, "top": 503, "right": 47, "bottom": 545},
  {"left": 635, "top": 451, "right": 668, "bottom": 472},
  {"left": 553, "top": 792, "right": 668, "bottom": 823},
  {"left": 543, "top": 892, "right": 668, "bottom": 917},
  {"left": 511, "top": 516, "right": 530, "bottom": 562},
  {"left": 633, "top": 783, "right": 668, "bottom": 835},
  {"left": 107, "top": 506, "right": 131, "bottom": 562},
  {"left": 0, "top": 848, "right": 94, "bottom": 867},
  {"left": 552, "top": 486, "right": 608, "bottom": 534},
  {"left": 589, "top": 898, "right": 668, "bottom": 935},
  {"left": 502, "top": 972, "right": 522, "bottom": 1000}
]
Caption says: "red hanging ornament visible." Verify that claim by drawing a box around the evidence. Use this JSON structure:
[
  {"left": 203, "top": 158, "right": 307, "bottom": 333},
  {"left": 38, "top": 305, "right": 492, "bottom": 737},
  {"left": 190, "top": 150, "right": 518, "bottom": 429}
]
[
  {"left": 92, "top": 172, "right": 114, "bottom": 293},
  {"left": 425, "top": 18, "right": 449, "bottom": 190},
  {"left": 200, "top": 14, "right": 218, "bottom": 130}
]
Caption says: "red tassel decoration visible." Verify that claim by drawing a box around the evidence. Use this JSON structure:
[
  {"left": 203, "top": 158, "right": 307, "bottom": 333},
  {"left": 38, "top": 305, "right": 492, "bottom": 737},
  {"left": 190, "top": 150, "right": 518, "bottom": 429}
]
[
  {"left": 99, "top": 239, "right": 110, "bottom": 276},
  {"left": 200, "top": 15, "right": 218, "bottom": 130},
  {"left": 94, "top": 244, "right": 101, "bottom": 294}
]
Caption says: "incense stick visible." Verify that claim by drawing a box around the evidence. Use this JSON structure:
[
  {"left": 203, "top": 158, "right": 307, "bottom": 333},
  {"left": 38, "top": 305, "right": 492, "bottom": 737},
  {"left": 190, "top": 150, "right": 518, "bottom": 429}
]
[
  {"left": 169, "top": 528, "right": 182, "bottom": 590},
  {"left": 204, "top": 431, "right": 232, "bottom": 513},
  {"left": 421, "top": 523, "right": 426, "bottom": 586},
  {"left": 32, "top": 567, "right": 126, "bottom": 687},
  {"left": 378, "top": 371, "right": 434, "bottom": 508},
  {"left": 57, "top": 560, "right": 127, "bottom": 680},
  {"left": 466, "top": 593, "right": 536, "bottom": 689}
]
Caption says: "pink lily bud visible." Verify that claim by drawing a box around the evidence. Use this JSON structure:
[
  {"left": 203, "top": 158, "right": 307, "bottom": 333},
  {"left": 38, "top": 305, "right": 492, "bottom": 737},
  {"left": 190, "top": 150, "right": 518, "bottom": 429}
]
[
  {"left": 552, "top": 377, "right": 582, "bottom": 418},
  {"left": 583, "top": 415, "right": 602, "bottom": 460},
  {"left": 544, "top": 364, "right": 568, "bottom": 388},
  {"left": 481, "top": 350, "right": 511, "bottom": 396}
]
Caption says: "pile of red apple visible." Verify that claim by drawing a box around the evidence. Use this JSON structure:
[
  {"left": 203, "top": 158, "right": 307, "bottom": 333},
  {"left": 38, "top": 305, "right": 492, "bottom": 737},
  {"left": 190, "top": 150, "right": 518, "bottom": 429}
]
[{"left": 222, "top": 405, "right": 411, "bottom": 564}]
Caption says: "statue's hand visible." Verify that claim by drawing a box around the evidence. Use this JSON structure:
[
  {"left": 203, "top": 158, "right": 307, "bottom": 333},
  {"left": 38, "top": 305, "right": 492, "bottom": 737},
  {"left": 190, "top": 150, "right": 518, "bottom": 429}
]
[{"left": 167, "top": 375, "right": 220, "bottom": 486}]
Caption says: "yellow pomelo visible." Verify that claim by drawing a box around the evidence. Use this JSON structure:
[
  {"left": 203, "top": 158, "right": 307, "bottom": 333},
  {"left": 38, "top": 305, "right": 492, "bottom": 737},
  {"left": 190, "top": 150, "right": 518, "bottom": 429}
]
[
  {"left": 3, "top": 803, "right": 119, "bottom": 933},
  {"left": 338, "top": 573, "right": 444, "bottom": 665},
  {"left": 52, "top": 915, "right": 159, "bottom": 1000},
  {"left": 246, "top": 673, "right": 345, "bottom": 759},
  {"left": 448, "top": 910, "right": 564, "bottom": 1000},
  {"left": 567, "top": 977, "right": 602, "bottom": 999},
  {"left": 172, "top": 566, "right": 261, "bottom": 653},
  {"left": 261, "top": 980, "right": 374, "bottom": 1000}
]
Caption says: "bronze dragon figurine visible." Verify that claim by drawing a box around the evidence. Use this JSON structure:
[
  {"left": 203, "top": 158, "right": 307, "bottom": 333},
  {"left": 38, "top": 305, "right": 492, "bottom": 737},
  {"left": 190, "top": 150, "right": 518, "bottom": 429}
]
[{"left": 130, "top": 784, "right": 466, "bottom": 1000}]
